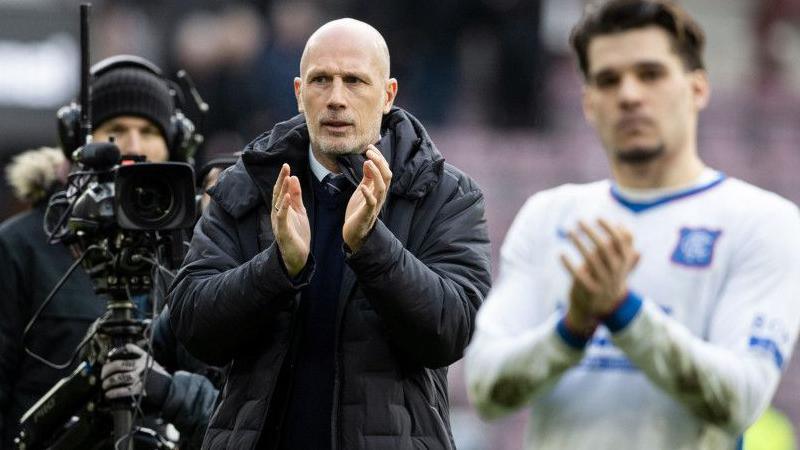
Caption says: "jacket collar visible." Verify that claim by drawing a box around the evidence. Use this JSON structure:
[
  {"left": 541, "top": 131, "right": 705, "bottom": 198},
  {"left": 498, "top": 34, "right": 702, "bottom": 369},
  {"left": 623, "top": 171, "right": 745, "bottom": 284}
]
[{"left": 209, "top": 107, "right": 444, "bottom": 219}]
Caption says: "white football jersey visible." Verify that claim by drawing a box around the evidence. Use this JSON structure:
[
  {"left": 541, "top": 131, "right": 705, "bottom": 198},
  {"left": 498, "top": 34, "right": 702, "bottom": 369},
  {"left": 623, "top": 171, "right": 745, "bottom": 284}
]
[{"left": 466, "top": 169, "right": 800, "bottom": 450}]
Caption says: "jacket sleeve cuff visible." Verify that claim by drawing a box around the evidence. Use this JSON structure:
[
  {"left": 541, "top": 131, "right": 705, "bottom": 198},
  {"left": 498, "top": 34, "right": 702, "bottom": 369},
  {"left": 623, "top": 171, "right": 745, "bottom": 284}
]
[
  {"left": 253, "top": 241, "right": 314, "bottom": 295},
  {"left": 602, "top": 291, "right": 644, "bottom": 333},
  {"left": 345, "top": 220, "right": 401, "bottom": 276},
  {"left": 556, "top": 317, "right": 595, "bottom": 350},
  {"left": 144, "top": 369, "right": 173, "bottom": 409}
]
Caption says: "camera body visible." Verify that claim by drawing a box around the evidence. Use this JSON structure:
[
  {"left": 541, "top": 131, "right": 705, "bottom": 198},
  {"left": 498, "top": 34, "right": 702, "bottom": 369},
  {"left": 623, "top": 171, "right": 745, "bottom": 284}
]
[
  {"left": 70, "top": 161, "right": 196, "bottom": 233},
  {"left": 61, "top": 142, "right": 195, "bottom": 295}
]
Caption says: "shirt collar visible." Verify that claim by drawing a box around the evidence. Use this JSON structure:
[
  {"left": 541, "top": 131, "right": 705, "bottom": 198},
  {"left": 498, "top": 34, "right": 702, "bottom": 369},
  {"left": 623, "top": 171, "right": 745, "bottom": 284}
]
[
  {"left": 613, "top": 168, "right": 720, "bottom": 200},
  {"left": 610, "top": 168, "right": 726, "bottom": 213},
  {"left": 308, "top": 144, "right": 332, "bottom": 182}
]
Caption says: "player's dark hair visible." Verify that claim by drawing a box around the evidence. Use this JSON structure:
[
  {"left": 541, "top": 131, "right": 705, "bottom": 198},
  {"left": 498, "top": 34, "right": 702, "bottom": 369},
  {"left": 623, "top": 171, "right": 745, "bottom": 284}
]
[{"left": 570, "top": 0, "right": 705, "bottom": 80}]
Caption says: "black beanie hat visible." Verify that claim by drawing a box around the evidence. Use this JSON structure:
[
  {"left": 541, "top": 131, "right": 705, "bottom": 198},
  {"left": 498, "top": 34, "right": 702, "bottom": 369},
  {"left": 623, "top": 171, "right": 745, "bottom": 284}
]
[{"left": 91, "top": 66, "right": 173, "bottom": 148}]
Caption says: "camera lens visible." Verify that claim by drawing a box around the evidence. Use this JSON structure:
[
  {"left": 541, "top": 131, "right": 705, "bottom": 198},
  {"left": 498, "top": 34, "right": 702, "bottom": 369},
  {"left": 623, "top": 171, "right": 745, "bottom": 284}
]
[
  {"left": 115, "top": 162, "right": 195, "bottom": 230},
  {"left": 122, "top": 175, "right": 175, "bottom": 226}
]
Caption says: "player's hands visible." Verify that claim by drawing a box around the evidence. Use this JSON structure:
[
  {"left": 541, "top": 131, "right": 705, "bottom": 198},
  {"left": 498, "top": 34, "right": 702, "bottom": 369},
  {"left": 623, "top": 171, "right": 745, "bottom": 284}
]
[
  {"left": 271, "top": 164, "right": 311, "bottom": 277},
  {"left": 101, "top": 343, "right": 169, "bottom": 400},
  {"left": 561, "top": 219, "right": 640, "bottom": 329},
  {"left": 343, "top": 146, "right": 392, "bottom": 252}
]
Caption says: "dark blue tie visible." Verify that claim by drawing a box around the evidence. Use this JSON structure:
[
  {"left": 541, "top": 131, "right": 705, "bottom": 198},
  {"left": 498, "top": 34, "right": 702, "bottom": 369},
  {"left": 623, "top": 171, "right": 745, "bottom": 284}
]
[{"left": 322, "top": 173, "right": 349, "bottom": 197}]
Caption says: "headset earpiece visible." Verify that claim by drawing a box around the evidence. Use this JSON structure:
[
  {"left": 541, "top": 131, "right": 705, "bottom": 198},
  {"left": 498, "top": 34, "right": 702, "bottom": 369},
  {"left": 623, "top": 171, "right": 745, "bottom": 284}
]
[
  {"left": 170, "top": 111, "right": 201, "bottom": 164},
  {"left": 56, "top": 102, "right": 82, "bottom": 161}
]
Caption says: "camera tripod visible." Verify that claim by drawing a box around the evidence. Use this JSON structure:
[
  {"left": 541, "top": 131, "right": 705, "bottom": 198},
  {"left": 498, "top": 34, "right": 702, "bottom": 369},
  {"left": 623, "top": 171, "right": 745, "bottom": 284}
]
[{"left": 16, "top": 234, "right": 175, "bottom": 450}]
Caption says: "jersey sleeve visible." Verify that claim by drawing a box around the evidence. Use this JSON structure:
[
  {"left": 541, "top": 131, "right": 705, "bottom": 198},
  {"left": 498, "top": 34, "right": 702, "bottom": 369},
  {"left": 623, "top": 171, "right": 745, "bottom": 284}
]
[
  {"left": 465, "top": 189, "right": 589, "bottom": 420},
  {"left": 608, "top": 200, "right": 800, "bottom": 433}
]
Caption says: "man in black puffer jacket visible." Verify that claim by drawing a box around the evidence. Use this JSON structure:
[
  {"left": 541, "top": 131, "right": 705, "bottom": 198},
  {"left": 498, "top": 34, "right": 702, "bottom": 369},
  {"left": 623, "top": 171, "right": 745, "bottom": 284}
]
[{"left": 168, "top": 18, "right": 491, "bottom": 450}]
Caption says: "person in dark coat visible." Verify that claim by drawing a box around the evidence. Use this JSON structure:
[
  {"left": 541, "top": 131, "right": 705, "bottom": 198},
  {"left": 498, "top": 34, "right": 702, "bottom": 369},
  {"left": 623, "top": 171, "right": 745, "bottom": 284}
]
[
  {"left": 0, "top": 57, "right": 218, "bottom": 448},
  {"left": 0, "top": 147, "right": 94, "bottom": 448},
  {"left": 168, "top": 18, "right": 492, "bottom": 450}
]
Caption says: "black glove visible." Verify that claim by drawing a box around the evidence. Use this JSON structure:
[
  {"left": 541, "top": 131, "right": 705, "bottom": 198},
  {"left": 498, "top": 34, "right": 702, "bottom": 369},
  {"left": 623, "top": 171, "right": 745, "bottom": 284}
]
[{"left": 101, "top": 343, "right": 172, "bottom": 408}]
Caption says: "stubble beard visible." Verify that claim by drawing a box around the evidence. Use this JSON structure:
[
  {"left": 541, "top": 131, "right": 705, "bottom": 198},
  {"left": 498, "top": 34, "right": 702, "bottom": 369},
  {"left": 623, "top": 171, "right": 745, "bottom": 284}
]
[
  {"left": 310, "top": 116, "right": 382, "bottom": 157},
  {"left": 614, "top": 144, "right": 665, "bottom": 165},
  {"left": 313, "top": 135, "right": 362, "bottom": 156}
]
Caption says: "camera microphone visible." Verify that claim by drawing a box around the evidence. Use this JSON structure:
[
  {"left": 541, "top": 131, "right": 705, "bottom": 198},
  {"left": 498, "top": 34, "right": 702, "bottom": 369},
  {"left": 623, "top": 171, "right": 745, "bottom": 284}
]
[{"left": 73, "top": 142, "right": 120, "bottom": 169}]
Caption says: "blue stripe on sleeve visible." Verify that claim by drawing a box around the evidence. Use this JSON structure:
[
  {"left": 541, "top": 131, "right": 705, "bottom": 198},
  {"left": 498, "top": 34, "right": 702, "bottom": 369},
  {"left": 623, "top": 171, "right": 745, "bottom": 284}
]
[
  {"left": 556, "top": 317, "right": 592, "bottom": 349},
  {"left": 604, "top": 291, "right": 643, "bottom": 333}
]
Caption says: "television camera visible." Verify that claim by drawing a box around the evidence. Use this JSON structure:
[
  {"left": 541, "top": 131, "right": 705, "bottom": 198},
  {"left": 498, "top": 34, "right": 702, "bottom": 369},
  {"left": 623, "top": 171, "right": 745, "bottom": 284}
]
[{"left": 14, "top": 4, "right": 205, "bottom": 449}]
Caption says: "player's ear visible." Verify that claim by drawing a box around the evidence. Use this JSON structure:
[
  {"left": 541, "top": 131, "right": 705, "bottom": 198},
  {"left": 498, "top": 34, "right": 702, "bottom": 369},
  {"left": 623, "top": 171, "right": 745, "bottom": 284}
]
[
  {"left": 294, "top": 77, "right": 304, "bottom": 113},
  {"left": 582, "top": 85, "right": 597, "bottom": 127},
  {"left": 689, "top": 69, "right": 710, "bottom": 112},
  {"left": 383, "top": 78, "right": 397, "bottom": 113}
]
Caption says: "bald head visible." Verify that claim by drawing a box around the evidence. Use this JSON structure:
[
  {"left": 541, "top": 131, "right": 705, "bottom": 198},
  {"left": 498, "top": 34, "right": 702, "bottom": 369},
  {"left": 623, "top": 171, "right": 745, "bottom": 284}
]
[
  {"left": 300, "top": 18, "right": 390, "bottom": 80},
  {"left": 293, "top": 18, "right": 398, "bottom": 165}
]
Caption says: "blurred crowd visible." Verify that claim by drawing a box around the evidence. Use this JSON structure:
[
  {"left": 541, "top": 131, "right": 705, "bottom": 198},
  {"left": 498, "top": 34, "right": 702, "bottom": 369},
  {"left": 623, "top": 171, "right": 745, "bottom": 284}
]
[
  {"left": 91, "top": 0, "right": 549, "bottom": 159},
  {"left": 1, "top": 0, "right": 799, "bottom": 203}
]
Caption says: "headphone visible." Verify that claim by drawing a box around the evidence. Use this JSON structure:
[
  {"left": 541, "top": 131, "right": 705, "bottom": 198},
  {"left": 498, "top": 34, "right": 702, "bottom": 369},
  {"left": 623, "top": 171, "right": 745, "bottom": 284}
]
[{"left": 56, "top": 55, "right": 202, "bottom": 163}]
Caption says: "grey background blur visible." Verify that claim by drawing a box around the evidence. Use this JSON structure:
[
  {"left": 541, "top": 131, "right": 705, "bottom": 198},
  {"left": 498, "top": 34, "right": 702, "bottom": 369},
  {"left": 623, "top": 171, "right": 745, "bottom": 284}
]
[{"left": 1, "top": 0, "right": 799, "bottom": 447}]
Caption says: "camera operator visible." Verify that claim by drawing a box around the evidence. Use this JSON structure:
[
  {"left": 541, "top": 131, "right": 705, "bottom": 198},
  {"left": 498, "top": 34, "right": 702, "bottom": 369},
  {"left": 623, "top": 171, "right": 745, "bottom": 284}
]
[{"left": 0, "top": 55, "right": 218, "bottom": 448}]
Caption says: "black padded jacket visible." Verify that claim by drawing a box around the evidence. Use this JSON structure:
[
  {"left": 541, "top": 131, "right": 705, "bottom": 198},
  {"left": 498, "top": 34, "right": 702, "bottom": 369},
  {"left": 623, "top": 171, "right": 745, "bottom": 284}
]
[{"left": 168, "top": 107, "right": 492, "bottom": 450}]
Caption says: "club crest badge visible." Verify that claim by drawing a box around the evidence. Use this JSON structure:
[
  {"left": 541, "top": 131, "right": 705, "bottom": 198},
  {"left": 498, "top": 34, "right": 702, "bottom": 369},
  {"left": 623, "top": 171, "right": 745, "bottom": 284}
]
[{"left": 670, "top": 227, "right": 722, "bottom": 268}]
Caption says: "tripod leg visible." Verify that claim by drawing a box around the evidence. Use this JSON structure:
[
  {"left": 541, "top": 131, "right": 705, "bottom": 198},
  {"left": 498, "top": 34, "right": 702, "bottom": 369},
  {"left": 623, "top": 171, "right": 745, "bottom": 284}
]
[{"left": 112, "top": 406, "right": 133, "bottom": 450}]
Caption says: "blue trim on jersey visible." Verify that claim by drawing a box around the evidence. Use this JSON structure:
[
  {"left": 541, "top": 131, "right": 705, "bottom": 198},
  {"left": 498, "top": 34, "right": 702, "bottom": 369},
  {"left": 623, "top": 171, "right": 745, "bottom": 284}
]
[
  {"left": 604, "top": 291, "right": 643, "bottom": 333},
  {"left": 556, "top": 317, "right": 592, "bottom": 349},
  {"left": 749, "top": 336, "right": 784, "bottom": 369},
  {"left": 736, "top": 435, "right": 743, "bottom": 450},
  {"left": 610, "top": 173, "right": 727, "bottom": 213}
]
